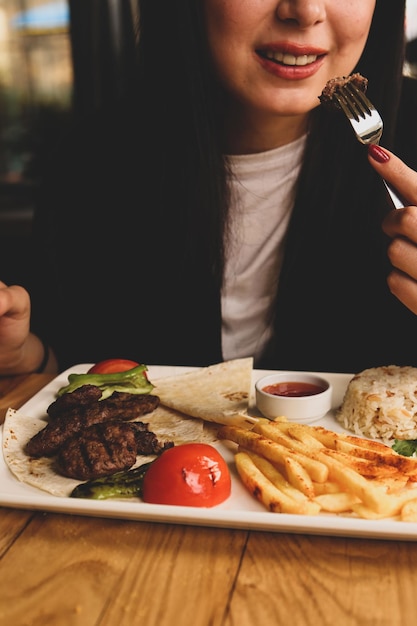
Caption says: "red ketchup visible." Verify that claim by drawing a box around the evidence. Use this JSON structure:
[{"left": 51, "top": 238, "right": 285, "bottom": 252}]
[{"left": 263, "top": 381, "right": 326, "bottom": 398}]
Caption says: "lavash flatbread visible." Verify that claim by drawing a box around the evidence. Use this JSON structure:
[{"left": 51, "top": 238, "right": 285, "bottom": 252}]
[
  {"left": 152, "top": 357, "right": 256, "bottom": 427},
  {"left": 3, "top": 408, "right": 81, "bottom": 496},
  {"left": 2, "top": 404, "right": 219, "bottom": 498}
]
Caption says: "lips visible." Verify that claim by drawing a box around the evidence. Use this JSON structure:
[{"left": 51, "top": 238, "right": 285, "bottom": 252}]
[
  {"left": 255, "top": 45, "right": 326, "bottom": 81},
  {"left": 256, "top": 44, "right": 326, "bottom": 68}
]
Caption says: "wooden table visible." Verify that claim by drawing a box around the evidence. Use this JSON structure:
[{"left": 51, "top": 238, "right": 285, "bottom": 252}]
[{"left": 0, "top": 374, "right": 416, "bottom": 626}]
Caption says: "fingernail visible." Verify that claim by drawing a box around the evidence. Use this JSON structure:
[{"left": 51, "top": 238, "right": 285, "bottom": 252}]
[{"left": 368, "top": 144, "right": 390, "bottom": 163}]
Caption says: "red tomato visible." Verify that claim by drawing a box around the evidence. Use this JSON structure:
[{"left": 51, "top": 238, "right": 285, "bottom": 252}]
[
  {"left": 142, "top": 443, "right": 231, "bottom": 507},
  {"left": 87, "top": 359, "right": 140, "bottom": 374}
]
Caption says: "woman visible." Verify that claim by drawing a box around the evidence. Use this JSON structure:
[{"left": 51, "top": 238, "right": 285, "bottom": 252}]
[{"left": 0, "top": 0, "right": 416, "bottom": 375}]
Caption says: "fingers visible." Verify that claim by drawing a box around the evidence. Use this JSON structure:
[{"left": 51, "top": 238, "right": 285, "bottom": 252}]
[
  {"left": 368, "top": 145, "right": 417, "bottom": 207},
  {"left": 381, "top": 205, "right": 417, "bottom": 314},
  {"left": 0, "top": 283, "right": 30, "bottom": 319},
  {"left": 386, "top": 269, "right": 417, "bottom": 316},
  {"left": 372, "top": 140, "right": 417, "bottom": 313},
  {"left": 387, "top": 235, "right": 417, "bottom": 278},
  {"left": 382, "top": 205, "right": 417, "bottom": 239}
]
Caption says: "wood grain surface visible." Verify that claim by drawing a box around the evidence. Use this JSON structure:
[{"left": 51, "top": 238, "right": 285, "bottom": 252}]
[{"left": 0, "top": 374, "right": 416, "bottom": 626}]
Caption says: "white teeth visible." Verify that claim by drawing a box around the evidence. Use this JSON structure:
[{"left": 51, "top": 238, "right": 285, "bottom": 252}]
[
  {"left": 264, "top": 51, "right": 317, "bottom": 66},
  {"left": 283, "top": 53, "right": 297, "bottom": 65},
  {"left": 296, "top": 55, "right": 315, "bottom": 66}
]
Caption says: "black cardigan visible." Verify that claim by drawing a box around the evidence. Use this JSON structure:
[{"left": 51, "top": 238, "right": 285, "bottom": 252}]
[{"left": 29, "top": 77, "right": 417, "bottom": 374}]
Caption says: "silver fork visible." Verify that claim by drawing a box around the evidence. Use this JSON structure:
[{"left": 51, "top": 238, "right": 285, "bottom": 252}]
[{"left": 333, "top": 82, "right": 404, "bottom": 209}]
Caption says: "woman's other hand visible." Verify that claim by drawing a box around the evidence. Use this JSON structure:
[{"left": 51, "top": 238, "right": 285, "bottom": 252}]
[
  {"left": 0, "top": 282, "right": 55, "bottom": 375},
  {"left": 368, "top": 145, "right": 417, "bottom": 314}
]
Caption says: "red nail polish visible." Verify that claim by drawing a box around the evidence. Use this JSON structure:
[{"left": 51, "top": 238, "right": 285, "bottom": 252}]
[{"left": 368, "top": 144, "right": 390, "bottom": 163}]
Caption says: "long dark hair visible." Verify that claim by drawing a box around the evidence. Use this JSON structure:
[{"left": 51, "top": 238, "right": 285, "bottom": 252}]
[{"left": 134, "top": 0, "right": 229, "bottom": 292}]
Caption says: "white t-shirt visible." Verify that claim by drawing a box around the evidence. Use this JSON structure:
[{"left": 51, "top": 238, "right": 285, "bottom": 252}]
[{"left": 221, "top": 135, "right": 306, "bottom": 364}]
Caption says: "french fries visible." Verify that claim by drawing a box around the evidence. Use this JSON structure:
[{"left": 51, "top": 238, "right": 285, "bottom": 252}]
[
  {"left": 217, "top": 420, "right": 417, "bottom": 520},
  {"left": 219, "top": 423, "right": 329, "bottom": 482},
  {"left": 235, "top": 451, "right": 321, "bottom": 515}
]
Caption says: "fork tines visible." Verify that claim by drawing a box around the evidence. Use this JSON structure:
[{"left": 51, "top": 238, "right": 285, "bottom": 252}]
[{"left": 334, "top": 83, "right": 372, "bottom": 122}]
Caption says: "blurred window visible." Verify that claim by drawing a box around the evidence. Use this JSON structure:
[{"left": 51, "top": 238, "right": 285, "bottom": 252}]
[{"left": 0, "top": 0, "right": 72, "bottom": 188}]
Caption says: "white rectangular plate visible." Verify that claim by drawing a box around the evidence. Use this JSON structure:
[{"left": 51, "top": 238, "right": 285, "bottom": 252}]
[{"left": 1, "top": 364, "right": 417, "bottom": 540}]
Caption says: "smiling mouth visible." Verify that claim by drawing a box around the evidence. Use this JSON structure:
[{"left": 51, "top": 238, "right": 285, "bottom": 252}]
[{"left": 257, "top": 50, "right": 320, "bottom": 66}]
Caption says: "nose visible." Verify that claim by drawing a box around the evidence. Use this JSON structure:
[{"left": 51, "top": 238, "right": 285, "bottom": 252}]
[{"left": 275, "top": 0, "right": 326, "bottom": 27}]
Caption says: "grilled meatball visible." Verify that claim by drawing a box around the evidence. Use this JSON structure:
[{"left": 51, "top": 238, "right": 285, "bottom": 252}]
[
  {"left": 98, "top": 391, "right": 160, "bottom": 421},
  {"left": 56, "top": 421, "right": 166, "bottom": 480},
  {"left": 25, "top": 392, "right": 160, "bottom": 458},
  {"left": 47, "top": 384, "right": 103, "bottom": 419}
]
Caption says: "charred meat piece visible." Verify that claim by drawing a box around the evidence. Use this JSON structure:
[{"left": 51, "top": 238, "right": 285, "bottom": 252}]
[
  {"left": 319, "top": 72, "right": 368, "bottom": 109},
  {"left": 56, "top": 421, "right": 170, "bottom": 480},
  {"left": 25, "top": 391, "right": 160, "bottom": 458},
  {"left": 48, "top": 387, "right": 159, "bottom": 422},
  {"left": 47, "top": 384, "right": 103, "bottom": 419},
  {"left": 97, "top": 391, "right": 160, "bottom": 421}
]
